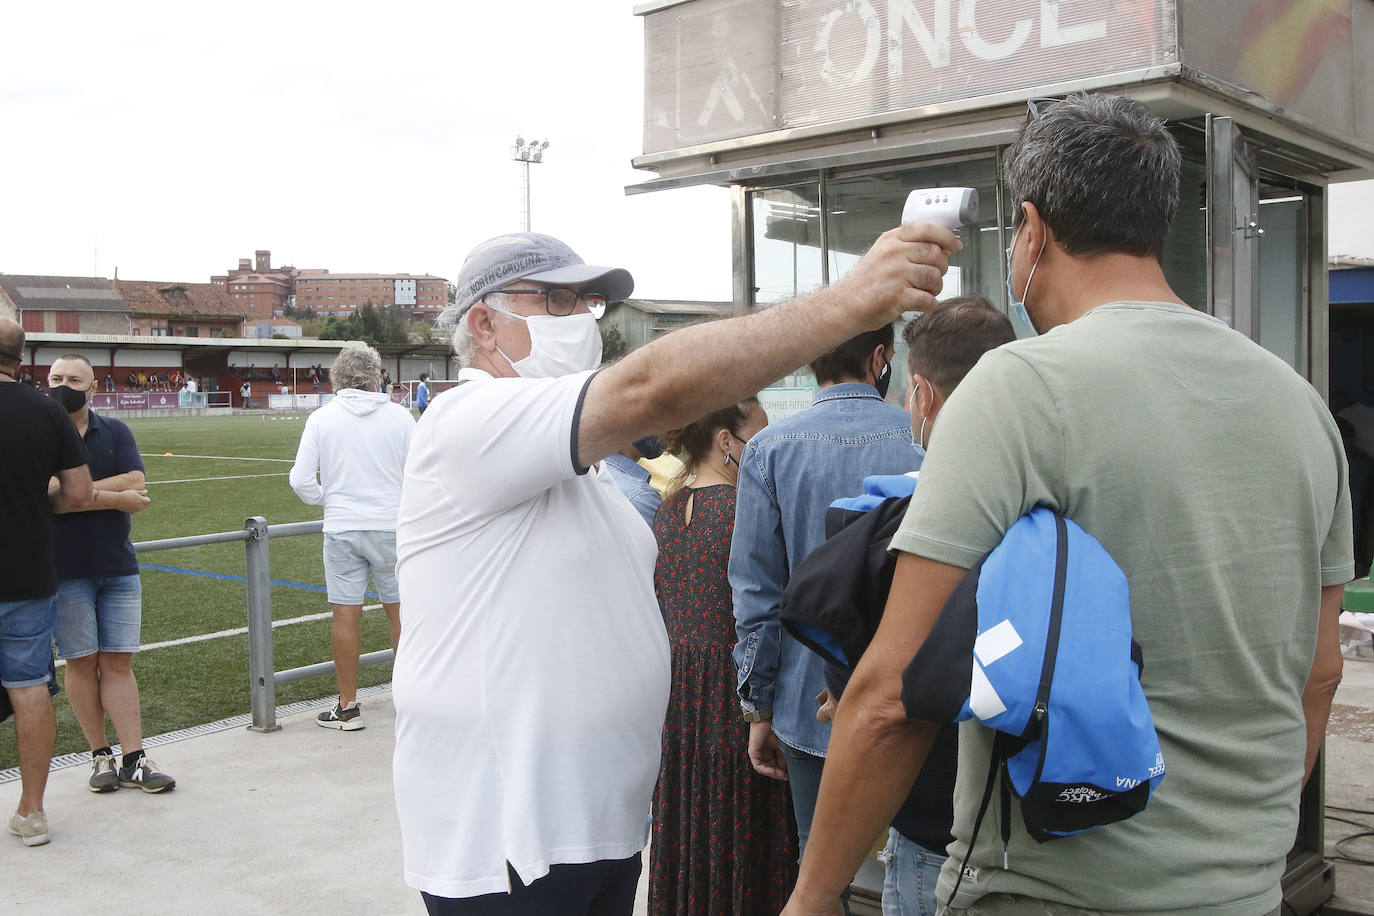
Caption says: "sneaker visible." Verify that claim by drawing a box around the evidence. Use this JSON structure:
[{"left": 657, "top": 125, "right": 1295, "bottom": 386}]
[
  {"left": 89, "top": 753, "right": 120, "bottom": 793},
  {"left": 317, "top": 701, "right": 364, "bottom": 731},
  {"left": 8, "top": 810, "right": 49, "bottom": 847},
  {"left": 117, "top": 756, "right": 176, "bottom": 794}
]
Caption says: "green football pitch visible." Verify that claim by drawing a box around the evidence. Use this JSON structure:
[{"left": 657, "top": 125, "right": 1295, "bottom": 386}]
[{"left": 0, "top": 413, "right": 403, "bottom": 771}]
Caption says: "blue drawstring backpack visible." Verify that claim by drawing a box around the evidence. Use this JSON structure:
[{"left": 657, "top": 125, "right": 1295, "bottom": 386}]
[{"left": 902, "top": 508, "right": 1165, "bottom": 895}]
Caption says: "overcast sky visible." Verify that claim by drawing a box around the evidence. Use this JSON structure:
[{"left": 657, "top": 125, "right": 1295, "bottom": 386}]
[
  {"left": 2, "top": 1, "right": 1369, "bottom": 301},
  {"left": 0, "top": 1, "right": 734, "bottom": 300}
]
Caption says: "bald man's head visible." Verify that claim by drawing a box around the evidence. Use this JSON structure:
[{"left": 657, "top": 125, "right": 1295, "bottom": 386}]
[{"left": 0, "top": 317, "right": 23, "bottom": 372}]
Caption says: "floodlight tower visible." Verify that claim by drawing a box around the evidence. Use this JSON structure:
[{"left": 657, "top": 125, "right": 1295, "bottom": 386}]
[{"left": 511, "top": 136, "right": 550, "bottom": 232}]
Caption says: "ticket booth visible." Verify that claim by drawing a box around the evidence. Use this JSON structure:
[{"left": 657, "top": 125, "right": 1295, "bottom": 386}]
[{"left": 630, "top": 0, "right": 1374, "bottom": 910}]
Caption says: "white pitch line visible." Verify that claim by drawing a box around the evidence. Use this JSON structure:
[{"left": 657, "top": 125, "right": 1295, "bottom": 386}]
[
  {"left": 146, "top": 472, "right": 290, "bottom": 485},
  {"left": 51, "top": 603, "right": 386, "bottom": 663},
  {"left": 140, "top": 453, "right": 296, "bottom": 463}
]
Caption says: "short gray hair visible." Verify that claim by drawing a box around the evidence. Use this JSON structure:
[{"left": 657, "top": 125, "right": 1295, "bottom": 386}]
[
  {"left": 331, "top": 345, "right": 382, "bottom": 391},
  {"left": 439, "top": 294, "right": 520, "bottom": 368},
  {"left": 1004, "top": 93, "right": 1180, "bottom": 258}
]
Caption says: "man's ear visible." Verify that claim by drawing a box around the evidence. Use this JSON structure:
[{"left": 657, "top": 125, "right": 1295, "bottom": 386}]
[
  {"left": 910, "top": 372, "right": 928, "bottom": 415},
  {"left": 468, "top": 305, "right": 499, "bottom": 350},
  {"left": 1020, "top": 201, "right": 1050, "bottom": 254},
  {"left": 871, "top": 344, "right": 888, "bottom": 384}
]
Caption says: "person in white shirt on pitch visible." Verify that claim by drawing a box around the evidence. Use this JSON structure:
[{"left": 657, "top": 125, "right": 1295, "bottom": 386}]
[{"left": 289, "top": 344, "right": 414, "bottom": 730}]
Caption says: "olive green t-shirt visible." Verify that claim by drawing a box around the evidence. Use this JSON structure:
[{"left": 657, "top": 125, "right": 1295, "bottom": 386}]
[{"left": 891, "top": 302, "right": 1353, "bottom": 916}]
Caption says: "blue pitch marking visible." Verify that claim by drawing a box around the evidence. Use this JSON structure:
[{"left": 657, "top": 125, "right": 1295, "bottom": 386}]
[{"left": 138, "top": 563, "right": 380, "bottom": 599}]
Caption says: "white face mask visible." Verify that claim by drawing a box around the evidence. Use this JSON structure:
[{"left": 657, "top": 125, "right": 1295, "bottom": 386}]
[{"left": 491, "top": 310, "right": 603, "bottom": 378}]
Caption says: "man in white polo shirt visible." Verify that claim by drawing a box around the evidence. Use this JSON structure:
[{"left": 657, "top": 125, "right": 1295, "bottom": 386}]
[{"left": 392, "top": 228, "right": 959, "bottom": 915}]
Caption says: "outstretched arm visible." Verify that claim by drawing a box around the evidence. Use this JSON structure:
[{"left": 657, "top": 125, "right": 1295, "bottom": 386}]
[{"left": 575, "top": 223, "right": 958, "bottom": 467}]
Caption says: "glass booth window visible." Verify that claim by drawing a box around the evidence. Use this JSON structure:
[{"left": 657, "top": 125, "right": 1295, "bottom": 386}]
[
  {"left": 1160, "top": 152, "right": 1209, "bottom": 313},
  {"left": 825, "top": 157, "right": 1002, "bottom": 409},
  {"left": 1257, "top": 188, "right": 1308, "bottom": 371},
  {"left": 751, "top": 184, "right": 824, "bottom": 306}
]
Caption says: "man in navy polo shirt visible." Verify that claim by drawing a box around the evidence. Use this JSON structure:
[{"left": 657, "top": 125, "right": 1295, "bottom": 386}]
[{"left": 47, "top": 355, "right": 173, "bottom": 794}]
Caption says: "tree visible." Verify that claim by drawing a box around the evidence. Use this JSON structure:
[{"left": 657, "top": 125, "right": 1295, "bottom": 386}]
[
  {"left": 446, "top": 282, "right": 458, "bottom": 305},
  {"left": 320, "top": 303, "right": 412, "bottom": 346},
  {"left": 600, "top": 326, "right": 628, "bottom": 364}
]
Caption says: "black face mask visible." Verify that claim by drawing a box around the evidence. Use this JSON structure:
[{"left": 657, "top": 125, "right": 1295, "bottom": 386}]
[
  {"left": 875, "top": 361, "right": 892, "bottom": 400},
  {"left": 47, "top": 384, "right": 87, "bottom": 414}
]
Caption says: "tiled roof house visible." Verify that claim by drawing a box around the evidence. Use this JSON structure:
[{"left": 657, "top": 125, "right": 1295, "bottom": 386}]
[{"left": 114, "top": 279, "right": 249, "bottom": 338}]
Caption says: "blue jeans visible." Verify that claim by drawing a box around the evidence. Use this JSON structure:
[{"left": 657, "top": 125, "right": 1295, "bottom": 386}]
[
  {"left": 782, "top": 743, "right": 851, "bottom": 915},
  {"left": 881, "top": 828, "right": 946, "bottom": 916},
  {"left": 0, "top": 595, "right": 56, "bottom": 688}
]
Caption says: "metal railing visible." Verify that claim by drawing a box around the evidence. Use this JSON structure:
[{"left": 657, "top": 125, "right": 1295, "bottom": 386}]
[{"left": 133, "top": 515, "right": 394, "bottom": 732}]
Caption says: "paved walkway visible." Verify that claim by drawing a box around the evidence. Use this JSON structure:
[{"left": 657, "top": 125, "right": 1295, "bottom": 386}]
[
  {"left": 0, "top": 693, "right": 651, "bottom": 915},
  {"left": 7, "top": 653, "right": 1374, "bottom": 913}
]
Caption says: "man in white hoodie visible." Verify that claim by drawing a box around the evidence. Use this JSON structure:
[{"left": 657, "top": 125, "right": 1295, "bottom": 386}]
[{"left": 290, "top": 344, "right": 414, "bottom": 730}]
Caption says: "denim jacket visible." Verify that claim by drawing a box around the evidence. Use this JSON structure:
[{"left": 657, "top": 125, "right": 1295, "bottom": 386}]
[
  {"left": 603, "top": 453, "right": 661, "bottom": 529},
  {"left": 729, "top": 383, "right": 920, "bottom": 755}
]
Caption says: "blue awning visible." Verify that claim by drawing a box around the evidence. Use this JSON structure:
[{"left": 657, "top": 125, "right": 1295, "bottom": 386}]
[{"left": 1332, "top": 267, "right": 1374, "bottom": 305}]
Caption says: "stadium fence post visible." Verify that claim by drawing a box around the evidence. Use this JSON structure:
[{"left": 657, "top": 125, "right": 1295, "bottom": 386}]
[{"left": 244, "top": 516, "right": 281, "bottom": 732}]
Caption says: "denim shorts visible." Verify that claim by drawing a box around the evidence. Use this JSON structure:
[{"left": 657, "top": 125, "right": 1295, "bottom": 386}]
[
  {"left": 54, "top": 575, "right": 144, "bottom": 659},
  {"left": 0, "top": 595, "right": 58, "bottom": 688},
  {"left": 323, "top": 530, "right": 399, "bottom": 605}
]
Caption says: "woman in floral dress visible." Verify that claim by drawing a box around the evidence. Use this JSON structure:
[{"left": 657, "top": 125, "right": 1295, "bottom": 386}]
[{"left": 648, "top": 397, "right": 798, "bottom": 916}]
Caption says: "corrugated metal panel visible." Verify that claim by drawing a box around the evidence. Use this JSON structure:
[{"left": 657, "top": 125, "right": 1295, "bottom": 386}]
[
  {"left": 0, "top": 275, "right": 127, "bottom": 312},
  {"left": 641, "top": 0, "right": 1177, "bottom": 154}
]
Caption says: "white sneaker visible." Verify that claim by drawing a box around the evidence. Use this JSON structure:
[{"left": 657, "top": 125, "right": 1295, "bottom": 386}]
[{"left": 9, "top": 810, "right": 49, "bottom": 847}]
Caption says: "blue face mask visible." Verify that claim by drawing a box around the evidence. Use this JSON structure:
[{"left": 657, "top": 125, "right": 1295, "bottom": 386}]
[{"left": 1005, "top": 223, "right": 1046, "bottom": 339}]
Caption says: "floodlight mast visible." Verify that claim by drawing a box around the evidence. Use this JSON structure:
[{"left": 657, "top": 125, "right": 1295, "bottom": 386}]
[{"left": 511, "top": 137, "right": 551, "bottom": 232}]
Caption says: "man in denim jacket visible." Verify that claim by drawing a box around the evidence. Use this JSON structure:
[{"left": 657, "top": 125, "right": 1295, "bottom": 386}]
[{"left": 730, "top": 326, "right": 919, "bottom": 877}]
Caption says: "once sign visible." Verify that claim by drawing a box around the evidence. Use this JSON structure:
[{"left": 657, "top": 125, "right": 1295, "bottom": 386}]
[{"left": 641, "top": 0, "right": 1169, "bottom": 153}]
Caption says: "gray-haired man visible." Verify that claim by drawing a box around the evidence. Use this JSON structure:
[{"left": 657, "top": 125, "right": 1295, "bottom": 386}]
[
  {"left": 391, "top": 227, "right": 957, "bottom": 915},
  {"left": 783, "top": 93, "right": 1351, "bottom": 916},
  {"left": 289, "top": 345, "right": 414, "bottom": 730}
]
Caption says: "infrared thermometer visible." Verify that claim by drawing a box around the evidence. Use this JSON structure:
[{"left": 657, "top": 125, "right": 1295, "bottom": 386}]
[{"left": 902, "top": 187, "right": 979, "bottom": 229}]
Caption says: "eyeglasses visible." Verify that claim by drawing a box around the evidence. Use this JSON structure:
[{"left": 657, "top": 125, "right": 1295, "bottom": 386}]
[
  {"left": 484, "top": 287, "right": 607, "bottom": 319},
  {"left": 1026, "top": 97, "right": 1060, "bottom": 120}
]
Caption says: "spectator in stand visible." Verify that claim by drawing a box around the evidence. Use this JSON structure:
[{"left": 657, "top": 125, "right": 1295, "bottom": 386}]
[
  {"left": 47, "top": 355, "right": 170, "bottom": 795},
  {"left": 183, "top": 376, "right": 197, "bottom": 394},
  {"left": 290, "top": 345, "right": 414, "bottom": 730},
  {"left": 380, "top": 368, "right": 391, "bottom": 395},
  {"left": 271, "top": 364, "right": 282, "bottom": 384},
  {"left": 0, "top": 320, "right": 95, "bottom": 847},
  {"left": 103, "top": 375, "right": 113, "bottom": 393},
  {"left": 648, "top": 397, "right": 797, "bottom": 916},
  {"left": 240, "top": 381, "right": 253, "bottom": 410}
]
